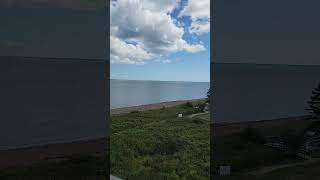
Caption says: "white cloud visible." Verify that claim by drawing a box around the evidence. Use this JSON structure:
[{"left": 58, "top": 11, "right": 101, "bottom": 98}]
[
  {"left": 110, "top": 0, "right": 205, "bottom": 64},
  {"left": 179, "top": 0, "right": 210, "bottom": 35},
  {"left": 110, "top": 36, "right": 153, "bottom": 64},
  {"left": 139, "top": 0, "right": 180, "bottom": 13},
  {"left": 189, "top": 20, "right": 210, "bottom": 35},
  {"left": 155, "top": 59, "right": 172, "bottom": 64}
]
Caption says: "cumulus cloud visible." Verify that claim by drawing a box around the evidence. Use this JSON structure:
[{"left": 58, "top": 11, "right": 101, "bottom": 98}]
[
  {"left": 179, "top": 0, "right": 210, "bottom": 35},
  {"left": 110, "top": 36, "right": 153, "bottom": 64},
  {"left": 110, "top": 0, "right": 205, "bottom": 64},
  {"left": 155, "top": 59, "right": 172, "bottom": 64}
]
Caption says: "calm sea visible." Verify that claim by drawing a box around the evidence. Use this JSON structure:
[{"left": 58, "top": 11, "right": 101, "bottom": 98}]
[
  {"left": 1, "top": 57, "right": 319, "bottom": 149},
  {"left": 0, "top": 58, "right": 107, "bottom": 150},
  {"left": 213, "top": 63, "right": 320, "bottom": 123},
  {"left": 110, "top": 80, "right": 210, "bottom": 109}
]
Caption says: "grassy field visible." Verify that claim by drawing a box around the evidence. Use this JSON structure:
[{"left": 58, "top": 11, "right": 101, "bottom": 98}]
[
  {"left": 215, "top": 161, "right": 320, "bottom": 180},
  {"left": 111, "top": 103, "right": 210, "bottom": 180},
  {"left": 0, "top": 138, "right": 109, "bottom": 179},
  {"left": 0, "top": 155, "right": 108, "bottom": 180},
  {"left": 213, "top": 116, "right": 319, "bottom": 179}
]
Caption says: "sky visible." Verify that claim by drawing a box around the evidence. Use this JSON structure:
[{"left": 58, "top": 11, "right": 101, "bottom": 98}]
[
  {"left": 214, "top": 0, "right": 320, "bottom": 65},
  {"left": 110, "top": 0, "right": 210, "bottom": 82},
  {"left": 0, "top": 0, "right": 106, "bottom": 60}
]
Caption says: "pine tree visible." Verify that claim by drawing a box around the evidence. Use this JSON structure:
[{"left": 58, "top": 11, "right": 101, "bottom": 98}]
[
  {"left": 206, "top": 87, "right": 212, "bottom": 103},
  {"left": 307, "top": 83, "right": 320, "bottom": 117}
]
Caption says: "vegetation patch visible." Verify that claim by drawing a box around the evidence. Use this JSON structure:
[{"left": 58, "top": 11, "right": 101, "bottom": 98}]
[{"left": 111, "top": 104, "right": 210, "bottom": 180}]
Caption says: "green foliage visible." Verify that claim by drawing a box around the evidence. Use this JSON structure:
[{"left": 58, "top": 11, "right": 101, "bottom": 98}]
[
  {"left": 130, "top": 110, "right": 141, "bottom": 114},
  {"left": 0, "top": 155, "right": 108, "bottom": 180},
  {"left": 307, "top": 82, "right": 320, "bottom": 117},
  {"left": 198, "top": 103, "right": 206, "bottom": 112},
  {"left": 214, "top": 134, "right": 286, "bottom": 172},
  {"left": 280, "top": 129, "right": 305, "bottom": 153},
  {"left": 206, "top": 87, "right": 212, "bottom": 103},
  {"left": 240, "top": 127, "right": 266, "bottom": 144},
  {"left": 213, "top": 118, "right": 315, "bottom": 175},
  {"left": 184, "top": 101, "right": 194, "bottom": 108},
  {"left": 111, "top": 105, "right": 210, "bottom": 179},
  {"left": 307, "top": 121, "right": 320, "bottom": 131},
  {"left": 215, "top": 161, "right": 320, "bottom": 180}
]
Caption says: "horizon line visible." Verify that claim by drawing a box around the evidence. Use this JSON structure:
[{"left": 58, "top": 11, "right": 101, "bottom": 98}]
[
  {"left": 0, "top": 55, "right": 106, "bottom": 62},
  {"left": 212, "top": 61, "right": 320, "bottom": 67},
  {"left": 3, "top": 56, "right": 319, "bottom": 67},
  {"left": 110, "top": 78, "right": 210, "bottom": 83}
]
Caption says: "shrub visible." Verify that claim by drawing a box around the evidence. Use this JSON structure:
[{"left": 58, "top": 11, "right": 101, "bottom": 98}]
[
  {"left": 153, "top": 139, "right": 187, "bottom": 155},
  {"left": 184, "top": 101, "right": 193, "bottom": 108},
  {"left": 197, "top": 103, "right": 206, "bottom": 112},
  {"left": 306, "top": 82, "right": 320, "bottom": 117},
  {"left": 240, "top": 127, "right": 266, "bottom": 144}
]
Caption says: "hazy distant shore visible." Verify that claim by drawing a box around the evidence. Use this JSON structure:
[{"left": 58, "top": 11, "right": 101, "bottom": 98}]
[{"left": 110, "top": 98, "right": 205, "bottom": 115}]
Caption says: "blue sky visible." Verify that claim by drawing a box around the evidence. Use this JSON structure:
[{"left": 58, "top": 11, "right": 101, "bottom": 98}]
[{"left": 110, "top": 0, "right": 210, "bottom": 82}]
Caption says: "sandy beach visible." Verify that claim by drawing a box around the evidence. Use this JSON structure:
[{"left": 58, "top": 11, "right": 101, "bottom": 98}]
[
  {"left": 111, "top": 99, "right": 204, "bottom": 115},
  {"left": 0, "top": 99, "right": 202, "bottom": 170}
]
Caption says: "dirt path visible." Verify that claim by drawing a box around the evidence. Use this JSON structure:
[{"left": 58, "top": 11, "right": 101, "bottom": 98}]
[
  {"left": 245, "top": 158, "right": 320, "bottom": 176},
  {"left": 188, "top": 112, "right": 208, "bottom": 118},
  {"left": 110, "top": 175, "right": 123, "bottom": 180}
]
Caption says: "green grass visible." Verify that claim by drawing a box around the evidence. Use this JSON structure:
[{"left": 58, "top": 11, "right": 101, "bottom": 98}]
[
  {"left": 214, "top": 134, "right": 290, "bottom": 172},
  {"left": 260, "top": 161, "right": 320, "bottom": 180},
  {"left": 213, "top": 118, "right": 316, "bottom": 172},
  {"left": 214, "top": 161, "right": 320, "bottom": 180},
  {"left": 0, "top": 155, "right": 108, "bottom": 180},
  {"left": 111, "top": 103, "right": 210, "bottom": 180}
]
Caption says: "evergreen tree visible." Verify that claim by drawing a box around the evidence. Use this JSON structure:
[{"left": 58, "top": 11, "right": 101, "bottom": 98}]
[
  {"left": 307, "top": 83, "right": 320, "bottom": 117},
  {"left": 206, "top": 87, "right": 212, "bottom": 103}
]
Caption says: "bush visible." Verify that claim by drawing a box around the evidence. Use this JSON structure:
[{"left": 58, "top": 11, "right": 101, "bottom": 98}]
[
  {"left": 306, "top": 82, "right": 320, "bottom": 117},
  {"left": 184, "top": 101, "right": 193, "bottom": 108},
  {"left": 240, "top": 127, "right": 266, "bottom": 144},
  {"left": 281, "top": 129, "right": 305, "bottom": 152},
  {"left": 153, "top": 139, "right": 187, "bottom": 155},
  {"left": 197, "top": 103, "right": 206, "bottom": 112}
]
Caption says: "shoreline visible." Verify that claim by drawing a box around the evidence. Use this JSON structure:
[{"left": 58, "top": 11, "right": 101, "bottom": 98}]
[
  {"left": 0, "top": 137, "right": 108, "bottom": 169},
  {"left": 212, "top": 115, "right": 316, "bottom": 137},
  {"left": 0, "top": 99, "right": 202, "bottom": 169},
  {"left": 110, "top": 99, "right": 205, "bottom": 115},
  {"left": 213, "top": 115, "right": 312, "bottom": 126}
]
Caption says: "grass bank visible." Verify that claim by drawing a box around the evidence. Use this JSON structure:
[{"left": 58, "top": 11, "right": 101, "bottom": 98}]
[
  {"left": 212, "top": 116, "right": 320, "bottom": 179},
  {"left": 0, "top": 138, "right": 109, "bottom": 179},
  {"left": 111, "top": 102, "right": 210, "bottom": 179}
]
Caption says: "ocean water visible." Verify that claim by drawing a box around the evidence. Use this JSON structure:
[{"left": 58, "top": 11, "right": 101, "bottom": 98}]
[
  {"left": 0, "top": 57, "right": 208, "bottom": 150},
  {"left": 0, "top": 58, "right": 108, "bottom": 150},
  {"left": 1, "top": 57, "right": 319, "bottom": 149},
  {"left": 213, "top": 63, "right": 320, "bottom": 123},
  {"left": 110, "top": 80, "right": 210, "bottom": 109}
]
